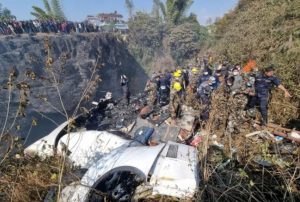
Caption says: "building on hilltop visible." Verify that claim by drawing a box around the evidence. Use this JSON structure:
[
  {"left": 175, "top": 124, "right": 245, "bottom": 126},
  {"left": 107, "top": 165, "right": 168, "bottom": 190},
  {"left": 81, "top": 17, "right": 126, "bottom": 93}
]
[
  {"left": 98, "top": 11, "right": 123, "bottom": 23},
  {"left": 86, "top": 11, "right": 128, "bottom": 33},
  {"left": 86, "top": 11, "right": 124, "bottom": 26}
]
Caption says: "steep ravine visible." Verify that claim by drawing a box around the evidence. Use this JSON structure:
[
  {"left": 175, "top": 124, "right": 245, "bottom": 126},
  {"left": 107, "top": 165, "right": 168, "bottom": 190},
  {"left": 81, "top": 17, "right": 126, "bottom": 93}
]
[{"left": 0, "top": 33, "right": 148, "bottom": 143}]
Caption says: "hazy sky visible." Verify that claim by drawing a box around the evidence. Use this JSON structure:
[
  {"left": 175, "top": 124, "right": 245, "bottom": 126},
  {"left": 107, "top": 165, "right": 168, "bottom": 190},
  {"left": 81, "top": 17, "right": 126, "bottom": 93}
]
[{"left": 0, "top": 0, "right": 238, "bottom": 25}]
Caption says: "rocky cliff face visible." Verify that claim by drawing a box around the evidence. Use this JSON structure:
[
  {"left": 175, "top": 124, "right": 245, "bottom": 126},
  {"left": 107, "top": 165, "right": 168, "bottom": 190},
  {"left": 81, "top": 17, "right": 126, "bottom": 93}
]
[{"left": 0, "top": 33, "right": 148, "bottom": 140}]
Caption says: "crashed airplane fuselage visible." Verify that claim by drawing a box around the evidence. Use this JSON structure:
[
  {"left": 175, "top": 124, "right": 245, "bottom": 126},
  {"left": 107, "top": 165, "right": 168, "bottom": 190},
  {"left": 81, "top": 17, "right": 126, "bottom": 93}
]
[{"left": 25, "top": 101, "right": 200, "bottom": 201}]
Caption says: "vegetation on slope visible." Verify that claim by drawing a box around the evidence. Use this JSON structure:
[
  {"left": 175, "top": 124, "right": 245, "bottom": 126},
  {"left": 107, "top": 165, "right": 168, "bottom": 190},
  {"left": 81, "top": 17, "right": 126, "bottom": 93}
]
[
  {"left": 196, "top": 1, "right": 300, "bottom": 201},
  {"left": 1, "top": 0, "right": 300, "bottom": 201},
  {"left": 128, "top": 0, "right": 210, "bottom": 72},
  {"left": 209, "top": 0, "right": 300, "bottom": 126}
]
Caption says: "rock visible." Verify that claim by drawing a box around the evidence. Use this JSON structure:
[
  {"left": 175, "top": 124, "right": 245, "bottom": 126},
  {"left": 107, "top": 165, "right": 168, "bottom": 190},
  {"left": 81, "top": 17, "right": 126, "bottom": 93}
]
[
  {"left": 190, "top": 135, "right": 203, "bottom": 147},
  {"left": 139, "top": 106, "right": 153, "bottom": 119},
  {"left": 0, "top": 33, "right": 148, "bottom": 140},
  {"left": 177, "top": 105, "right": 197, "bottom": 131},
  {"left": 178, "top": 129, "right": 191, "bottom": 141},
  {"left": 290, "top": 131, "right": 300, "bottom": 139},
  {"left": 253, "top": 155, "right": 273, "bottom": 167}
]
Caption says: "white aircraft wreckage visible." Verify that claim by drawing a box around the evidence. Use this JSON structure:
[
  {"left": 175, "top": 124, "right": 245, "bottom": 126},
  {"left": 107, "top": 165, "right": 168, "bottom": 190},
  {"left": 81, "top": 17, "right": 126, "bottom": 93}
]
[{"left": 25, "top": 93, "right": 201, "bottom": 201}]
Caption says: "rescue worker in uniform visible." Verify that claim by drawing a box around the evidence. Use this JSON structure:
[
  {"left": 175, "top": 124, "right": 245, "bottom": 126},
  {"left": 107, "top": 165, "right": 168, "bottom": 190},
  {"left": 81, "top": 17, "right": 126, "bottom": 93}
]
[
  {"left": 198, "top": 67, "right": 212, "bottom": 85},
  {"left": 246, "top": 65, "right": 291, "bottom": 125},
  {"left": 120, "top": 74, "right": 130, "bottom": 105},
  {"left": 186, "top": 67, "right": 201, "bottom": 108},
  {"left": 230, "top": 67, "right": 243, "bottom": 92},
  {"left": 182, "top": 67, "right": 189, "bottom": 89},
  {"left": 197, "top": 76, "right": 216, "bottom": 121},
  {"left": 189, "top": 67, "right": 201, "bottom": 89},
  {"left": 211, "top": 73, "right": 230, "bottom": 132},
  {"left": 226, "top": 75, "right": 255, "bottom": 133},
  {"left": 164, "top": 69, "right": 172, "bottom": 87},
  {"left": 169, "top": 81, "right": 184, "bottom": 119},
  {"left": 144, "top": 75, "right": 158, "bottom": 107},
  {"left": 172, "top": 69, "right": 184, "bottom": 87},
  {"left": 158, "top": 73, "right": 170, "bottom": 106}
]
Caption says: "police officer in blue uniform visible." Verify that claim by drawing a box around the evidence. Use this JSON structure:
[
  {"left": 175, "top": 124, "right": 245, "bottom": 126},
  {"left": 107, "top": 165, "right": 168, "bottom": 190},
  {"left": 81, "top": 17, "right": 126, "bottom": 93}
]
[
  {"left": 197, "top": 76, "right": 216, "bottom": 120},
  {"left": 247, "top": 65, "right": 291, "bottom": 125},
  {"left": 158, "top": 74, "right": 170, "bottom": 106},
  {"left": 198, "top": 66, "right": 212, "bottom": 85}
]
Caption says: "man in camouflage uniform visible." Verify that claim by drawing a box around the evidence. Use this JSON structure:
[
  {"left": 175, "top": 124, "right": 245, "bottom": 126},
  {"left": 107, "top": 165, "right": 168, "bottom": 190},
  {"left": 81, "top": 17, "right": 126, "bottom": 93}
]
[
  {"left": 144, "top": 75, "right": 158, "bottom": 107},
  {"left": 197, "top": 76, "right": 217, "bottom": 121},
  {"left": 169, "top": 81, "right": 183, "bottom": 119},
  {"left": 226, "top": 74, "right": 255, "bottom": 133},
  {"left": 189, "top": 67, "right": 200, "bottom": 89},
  {"left": 210, "top": 75, "right": 230, "bottom": 132},
  {"left": 172, "top": 69, "right": 184, "bottom": 88},
  {"left": 186, "top": 67, "right": 201, "bottom": 109}
]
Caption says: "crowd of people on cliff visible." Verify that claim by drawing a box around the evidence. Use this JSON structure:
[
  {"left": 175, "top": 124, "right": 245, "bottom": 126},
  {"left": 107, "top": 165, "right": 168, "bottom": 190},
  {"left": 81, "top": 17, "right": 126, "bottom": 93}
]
[
  {"left": 0, "top": 20, "right": 102, "bottom": 35},
  {"left": 140, "top": 58, "right": 291, "bottom": 134}
]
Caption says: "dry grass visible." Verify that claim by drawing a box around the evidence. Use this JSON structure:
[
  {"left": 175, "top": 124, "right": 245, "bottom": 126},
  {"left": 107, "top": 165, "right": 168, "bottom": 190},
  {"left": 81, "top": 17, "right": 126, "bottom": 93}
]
[
  {"left": 198, "top": 89, "right": 300, "bottom": 202},
  {"left": 0, "top": 134, "right": 73, "bottom": 202},
  {"left": 0, "top": 36, "right": 103, "bottom": 202}
]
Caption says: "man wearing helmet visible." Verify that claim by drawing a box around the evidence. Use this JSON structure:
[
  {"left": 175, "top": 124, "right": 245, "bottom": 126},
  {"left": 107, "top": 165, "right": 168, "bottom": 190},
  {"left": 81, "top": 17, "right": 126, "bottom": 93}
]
[
  {"left": 185, "top": 67, "right": 201, "bottom": 109},
  {"left": 172, "top": 69, "right": 184, "bottom": 87},
  {"left": 169, "top": 81, "right": 184, "bottom": 120},
  {"left": 189, "top": 67, "right": 201, "bottom": 88}
]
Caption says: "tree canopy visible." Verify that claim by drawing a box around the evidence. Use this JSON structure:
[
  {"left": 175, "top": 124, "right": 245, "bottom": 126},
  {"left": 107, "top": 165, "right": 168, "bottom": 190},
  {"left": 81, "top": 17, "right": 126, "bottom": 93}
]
[
  {"left": 128, "top": 1, "right": 209, "bottom": 70},
  {"left": 31, "top": 0, "right": 66, "bottom": 21},
  {"left": 125, "top": 0, "right": 134, "bottom": 18},
  {"left": 159, "top": 0, "right": 194, "bottom": 25},
  {"left": 0, "top": 3, "right": 16, "bottom": 20}
]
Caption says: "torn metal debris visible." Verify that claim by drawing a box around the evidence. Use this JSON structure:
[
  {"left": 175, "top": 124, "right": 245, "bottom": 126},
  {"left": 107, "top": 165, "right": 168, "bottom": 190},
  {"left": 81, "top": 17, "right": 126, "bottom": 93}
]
[{"left": 25, "top": 93, "right": 200, "bottom": 201}]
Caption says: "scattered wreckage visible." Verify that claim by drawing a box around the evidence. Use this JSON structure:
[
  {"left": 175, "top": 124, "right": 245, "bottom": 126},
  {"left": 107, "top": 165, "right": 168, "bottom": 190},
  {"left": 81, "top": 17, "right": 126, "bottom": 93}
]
[
  {"left": 25, "top": 93, "right": 201, "bottom": 201},
  {"left": 24, "top": 92, "right": 300, "bottom": 201}
]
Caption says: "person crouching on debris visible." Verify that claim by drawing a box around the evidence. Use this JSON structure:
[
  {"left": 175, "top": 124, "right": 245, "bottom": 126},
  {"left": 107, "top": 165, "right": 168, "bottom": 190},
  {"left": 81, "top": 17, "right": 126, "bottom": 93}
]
[
  {"left": 169, "top": 81, "right": 184, "bottom": 120},
  {"left": 246, "top": 65, "right": 291, "bottom": 126},
  {"left": 120, "top": 74, "right": 130, "bottom": 105},
  {"left": 97, "top": 92, "right": 114, "bottom": 111}
]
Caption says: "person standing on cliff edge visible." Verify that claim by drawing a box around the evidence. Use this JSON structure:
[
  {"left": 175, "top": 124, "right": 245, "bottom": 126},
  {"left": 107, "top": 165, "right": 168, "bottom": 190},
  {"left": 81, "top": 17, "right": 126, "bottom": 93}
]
[{"left": 120, "top": 74, "right": 130, "bottom": 105}]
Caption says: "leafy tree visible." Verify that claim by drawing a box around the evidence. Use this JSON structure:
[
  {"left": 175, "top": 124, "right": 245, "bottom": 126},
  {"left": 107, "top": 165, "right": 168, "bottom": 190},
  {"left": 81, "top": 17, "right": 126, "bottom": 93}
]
[
  {"left": 125, "top": 0, "right": 134, "bottom": 18},
  {"left": 183, "top": 12, "right": 198, "bottom": 24},
  {"left": 128, "top": 12, "right": 166, "bottom": 65},
  {"left": 168, "top": 21, "right": 207, "bottom": 63},
  {"left": 129, "top": 1, "right": 207, "bottom": 68},
  {"left": 31, "top": 0, "right": 66, "bottom": 21},
  {"left": 152, "top": 0, "right": 161, "bottom": 18},
  {"left": 31, "top": 6, "right": 49, "bottom": 20},
  {"left": 0, "top": 3, "right": 16, "bottom": 20},
  {"left": 160, "top": 0, "right": 194, "bottom": 25},
  {"left": 51, "top": 0, "right": 66, "bottom": 20}
]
